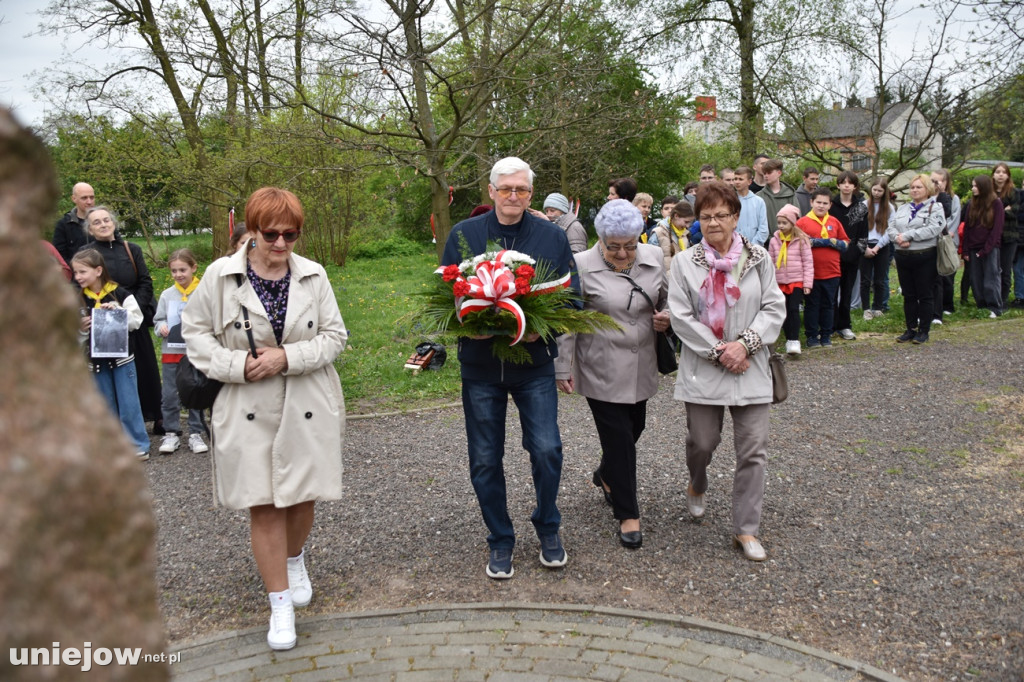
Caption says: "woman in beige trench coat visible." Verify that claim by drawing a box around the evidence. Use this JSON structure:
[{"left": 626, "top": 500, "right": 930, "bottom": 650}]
[
  {"left": 182, "top": 187, "right": 347, "bottom": 652},
  {"left": 555, "top": 199, "right": 670, "bottom": 549}
]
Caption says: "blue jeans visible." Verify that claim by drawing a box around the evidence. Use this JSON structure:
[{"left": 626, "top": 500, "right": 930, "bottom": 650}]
[
  {"left": 462, "top": 375, "right": 563, "bottom": 550},
  {"left": 94, "top": 361, "right": 151, "bottom": 453},
  {"left": 804, "top": 277, "right": 840, "bottom": 343},
  {"left": 161, "top": 361, "right": 207, "bottom": 435}
]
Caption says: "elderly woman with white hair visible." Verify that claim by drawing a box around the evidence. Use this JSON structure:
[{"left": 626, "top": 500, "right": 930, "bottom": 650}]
[{"left": 555, "top": 199, "right": 670, "bottom": 549}]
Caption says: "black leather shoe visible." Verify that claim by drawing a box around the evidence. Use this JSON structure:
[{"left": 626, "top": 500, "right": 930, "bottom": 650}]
[
  {"left": 896, "top": 329, "right": 916, "bottom": 343},
  {"left": 619, "top": 530, "right": 642, "bottom": 549},
  {"left": 592, "top": 469, "right": 612, "bottom": 506}
]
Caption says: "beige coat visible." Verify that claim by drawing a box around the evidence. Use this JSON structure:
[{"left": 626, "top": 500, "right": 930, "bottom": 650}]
[
  {"left": 669, "top": 239, "right": 785, "bottom": 406},
  {"left": 182, "top": 247, "right": 347, "bottom": 509},
  {"left": 555, "top": 243, "right": 667, "bottom": 404}
]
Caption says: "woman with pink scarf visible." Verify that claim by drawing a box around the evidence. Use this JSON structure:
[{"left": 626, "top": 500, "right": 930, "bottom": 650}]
[{"left": 667, "top": 181, "right": 786, "bottom": 561}]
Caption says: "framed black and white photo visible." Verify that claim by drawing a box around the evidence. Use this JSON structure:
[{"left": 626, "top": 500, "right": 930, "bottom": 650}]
[{"left": 91, "top": 307, "right": 129, "bottom": 358}]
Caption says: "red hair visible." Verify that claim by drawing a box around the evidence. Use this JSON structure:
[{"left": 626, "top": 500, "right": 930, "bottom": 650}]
[{"left": 244, "top": 187, "right": 304, "bottom": 233}]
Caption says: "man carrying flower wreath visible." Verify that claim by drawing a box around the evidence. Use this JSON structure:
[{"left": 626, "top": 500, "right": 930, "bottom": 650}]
[{"left": 441, "top": 156, "right": 579, "bottom": 580}]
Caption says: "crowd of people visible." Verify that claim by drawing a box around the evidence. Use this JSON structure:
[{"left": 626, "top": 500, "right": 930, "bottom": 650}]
[{"left": 46, "top": 155, "right": 1021, "bottom": 653}]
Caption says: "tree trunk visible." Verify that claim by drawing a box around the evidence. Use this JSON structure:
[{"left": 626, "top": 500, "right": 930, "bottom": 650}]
[{"left": 736, "top": 0, "right": 761, "bottom": 159}]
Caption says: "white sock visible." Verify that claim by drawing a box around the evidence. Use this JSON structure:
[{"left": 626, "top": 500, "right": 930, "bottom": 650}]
[{"left": 269, "top": 590, "right": 292, "bottom": 606}]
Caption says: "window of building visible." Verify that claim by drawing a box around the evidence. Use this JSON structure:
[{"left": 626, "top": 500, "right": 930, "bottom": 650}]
[
  {"left": 907, "top": 120, "right": 919, "bottom": 138},
  {"left": 856, "top": 138, "right": 865, "bottom": 147},
  {"left": 852, "top": 155, "right": 871, "bottom": 172}
]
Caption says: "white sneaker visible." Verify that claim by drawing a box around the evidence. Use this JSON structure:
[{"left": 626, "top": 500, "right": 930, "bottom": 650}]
[
  {"left": 989, "top": 311, "right": 998, "bottom": 319},
  {"left": 863, "top": 310, "right": 874, "bottom": 321},
  {"left": 267, "top": 595, "right": 296, "bottom": 650},
  {"left": 136, "top": 451, "right": 150, "bottom": 462},
  {"left": 158, "top": 434, "right": 179, "bottom": 454},
  {"left": 188, "top": 433, "right": 209, "bottom": 453},
  {"left": 872, "top": 310, "right": 884, "bottom": 317},
  {"left": 287, "top": 552, "right": 312, "bottom": 607},
  {"left": 932, "top": 318, "right": 943, "bottom": 326},
  {"left": 785, "top": 340, "right": 801, "bottom": 355},
  {"left": 838, "top": 329, "right": 856, "bottom": 340}
]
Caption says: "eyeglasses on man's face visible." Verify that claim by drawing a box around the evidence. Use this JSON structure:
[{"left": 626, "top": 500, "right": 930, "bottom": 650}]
[
  {"left": 493, "top": 186, "right": 533, "bottom": 199},
  {"left": 260, "top": 228, "right": 302, "bottom": 243},
  {"left": 698, "top": 212, "right": 736, "bottom": 224}
]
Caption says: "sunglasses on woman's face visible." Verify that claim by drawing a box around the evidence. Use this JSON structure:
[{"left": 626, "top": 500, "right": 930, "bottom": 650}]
[{"left": 260, "top": 228, "right": 302, "bottom": 243}]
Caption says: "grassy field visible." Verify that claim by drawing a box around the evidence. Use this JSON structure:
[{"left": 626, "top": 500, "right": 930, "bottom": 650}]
[
  {"left": 144, "top": 235, "right": 1022, "bottom": 414},
  {"left": 145, "top": 235, "right": 462, "bottom": 414}
]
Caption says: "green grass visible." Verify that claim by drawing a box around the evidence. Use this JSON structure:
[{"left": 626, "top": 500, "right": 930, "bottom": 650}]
[
  {"left": 327, "top": 249, "right": 462, "bottom": 412},
  {"left": 143, "top": 237, "right": 462, "bottom": 414}
]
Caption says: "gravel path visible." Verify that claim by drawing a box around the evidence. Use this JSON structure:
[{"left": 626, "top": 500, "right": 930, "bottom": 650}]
[{"left": 149, "top": 319, "right": 1024, "bottom": 681}]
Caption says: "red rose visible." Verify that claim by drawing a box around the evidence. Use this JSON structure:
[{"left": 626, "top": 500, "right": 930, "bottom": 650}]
[
  {"left": 452, "top": 280, "right": 471, "bottom": 298},
  {"left": 442, "top": 264, "right": 461, "bottom": 282},
  {"left": 515, "top": 264, "right": 535, "bottom": 279},
  {"left": 515, "top": 277, "right": 531, "bottom": 296}
]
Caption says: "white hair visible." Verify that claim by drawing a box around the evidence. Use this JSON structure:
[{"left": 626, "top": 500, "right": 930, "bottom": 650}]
[
  {"left": 490, "top": 157, "right": 534, "bottom": 187},
  {"left": 594, "top": 199, "right": 644, "bottom": 240}
]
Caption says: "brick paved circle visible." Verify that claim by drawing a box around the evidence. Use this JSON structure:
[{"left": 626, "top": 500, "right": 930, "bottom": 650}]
[{"left": 169, "top": 603, "right": 903, "bottom": 681}]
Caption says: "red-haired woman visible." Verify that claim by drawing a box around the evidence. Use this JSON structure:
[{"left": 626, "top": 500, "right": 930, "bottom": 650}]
[
  {"left": 962, "top": 175, "right": 1004, "bottom": 317},
  {"left": 183, "top": 187, "right": 348, "bottom": 651},
  {"left": 992, "top": 163, "right": 1020, "bottom": 310}
]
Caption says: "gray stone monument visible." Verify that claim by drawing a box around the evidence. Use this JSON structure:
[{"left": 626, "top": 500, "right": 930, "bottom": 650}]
[{"left": 0, "top": 109, "right": 169, "bottom": 680}]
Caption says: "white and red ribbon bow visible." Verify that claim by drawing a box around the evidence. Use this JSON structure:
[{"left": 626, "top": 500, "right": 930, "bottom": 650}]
[{"left": 435, "top": 250, "right": 571, "bottom": 346}]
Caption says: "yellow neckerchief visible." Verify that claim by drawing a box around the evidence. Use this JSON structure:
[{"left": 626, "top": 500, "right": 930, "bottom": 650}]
[
  {"left": 639, "top": 232, "right": 649, "bottom": 244},
  {"left": 83, "top": 282, "right": 119, "bottom": 308},
  {"left": 806, "top": 210, "right": 831, "bottom": 238},
  {"left": 775, "top": 230, "right": 794, "bottom": 268},
  {"left": 174, "top": 276, "right": 200, "bottom": 301},
  {"left": 671, "top": 222, "right": 688, "bottom": 250}
]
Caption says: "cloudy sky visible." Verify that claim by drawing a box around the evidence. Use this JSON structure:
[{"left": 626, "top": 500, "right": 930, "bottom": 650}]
[{"left": 0, "top": 0, "right": 975, "bottom": 129}]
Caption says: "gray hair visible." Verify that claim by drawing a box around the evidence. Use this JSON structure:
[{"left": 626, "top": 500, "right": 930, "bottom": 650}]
[
  {"left": 490, "top": 157, "right": 534, "bottom": 187},
  {"left": 594, "top": 199, "right": 644, "bottom": 240},
  {"left": 86, "top": 205, "right": 120, "bottom": 230}
]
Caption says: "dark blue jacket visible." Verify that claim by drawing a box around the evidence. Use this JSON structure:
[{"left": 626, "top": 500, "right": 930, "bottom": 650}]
[{"left": 441, "top": 210, "right": 579, "bottom": 382}]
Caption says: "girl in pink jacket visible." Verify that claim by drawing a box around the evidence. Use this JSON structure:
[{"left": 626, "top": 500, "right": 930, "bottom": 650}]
[{"left": 768, "top": 204, "right": 814, "bottom": 355}]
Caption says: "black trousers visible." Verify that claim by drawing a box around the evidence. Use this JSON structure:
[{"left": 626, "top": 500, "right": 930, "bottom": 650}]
[
  {"left": 835, "top": 256, "right": 860, "bottom": 331},
  {"left": 894, "top": 249, "right": 938, "bottom": 333},
  {"left": 783, "top": 289, "right": 803, "bottom": 341},
  {"left": 1000, "top": 242, "right": 1018, "bottom": 311},
  {"left": 588, "top": 397, "right": 647, "bottom": 521},
  {"left": 968, "top": 248, "right": 1003, "bottom": 313},
  {"left": 933, "top": 273, "right": 955, "bottom": 316},
  {"left": 859, "top": 247, "right": 891, "bottom": 311}
]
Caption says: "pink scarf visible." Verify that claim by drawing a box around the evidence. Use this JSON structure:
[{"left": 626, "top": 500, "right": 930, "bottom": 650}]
[{"left": 699, "top": 233, "right": 743, "bottom": 339}]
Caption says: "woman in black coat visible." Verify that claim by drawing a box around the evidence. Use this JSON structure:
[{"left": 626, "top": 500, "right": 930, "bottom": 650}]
[{"left": 79, "top": 206, "right": 163, "bottom": 430}]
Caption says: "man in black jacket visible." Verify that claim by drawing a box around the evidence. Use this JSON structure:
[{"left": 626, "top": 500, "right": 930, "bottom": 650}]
[{"left": 52, "top": 182, "right": 96, "bottom": 262}]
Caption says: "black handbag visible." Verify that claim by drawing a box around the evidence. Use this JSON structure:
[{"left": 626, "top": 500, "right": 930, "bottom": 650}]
[
  {"left": 617, "top": 273, "right": 677, "bottom": 375},
  {"left": 177, "top": 275, "right": 257, "bottom": 410}
]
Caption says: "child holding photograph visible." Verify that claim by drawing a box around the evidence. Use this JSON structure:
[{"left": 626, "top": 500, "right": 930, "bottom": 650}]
[
  {"left": 72, "top": 248, "right": 151, "bottom": 460},
  {"left": 154, "top": 248, "right": 209, "bottom": 455}
]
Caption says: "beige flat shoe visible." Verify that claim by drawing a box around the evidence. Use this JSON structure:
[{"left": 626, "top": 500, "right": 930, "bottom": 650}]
[{"left": 734, "top": 536, "right": 767, "bottom": 561}]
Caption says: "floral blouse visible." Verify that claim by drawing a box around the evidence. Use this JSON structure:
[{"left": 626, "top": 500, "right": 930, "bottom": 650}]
[{"left": 247, "top": 261, "right": 291, "bottom": 344}]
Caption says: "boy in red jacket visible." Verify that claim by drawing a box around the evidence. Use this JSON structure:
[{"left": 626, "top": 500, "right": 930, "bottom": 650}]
[{"left": 797, "top": 188, "right": 849, "bottom": 347}]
